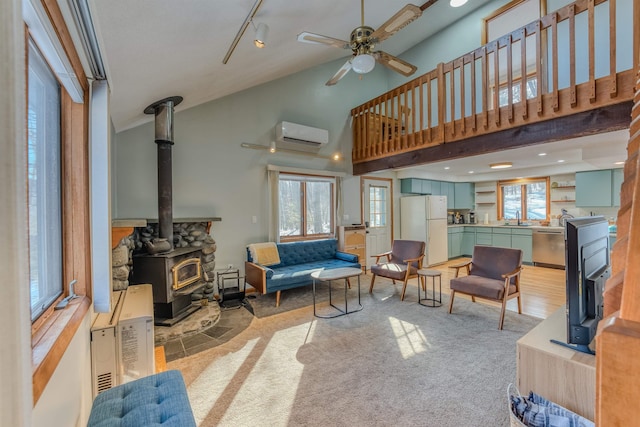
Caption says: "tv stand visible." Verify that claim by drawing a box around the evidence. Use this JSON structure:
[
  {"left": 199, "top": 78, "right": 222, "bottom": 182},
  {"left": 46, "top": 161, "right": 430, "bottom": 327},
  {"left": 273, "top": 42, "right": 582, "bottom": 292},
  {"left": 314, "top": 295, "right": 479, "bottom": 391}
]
[
  {"left": 516, "top": 306, "right": 595, "bottom": 421},
  {"left": 549, "top": 339, "right": 595, "bottom": 355}
]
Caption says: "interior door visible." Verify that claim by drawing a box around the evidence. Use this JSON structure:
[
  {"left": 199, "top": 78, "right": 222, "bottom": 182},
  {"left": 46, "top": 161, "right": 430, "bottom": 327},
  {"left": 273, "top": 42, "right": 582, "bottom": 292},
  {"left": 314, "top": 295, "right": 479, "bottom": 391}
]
[{"left": 363, "top": 178, "right": 392, "bottom": 269}]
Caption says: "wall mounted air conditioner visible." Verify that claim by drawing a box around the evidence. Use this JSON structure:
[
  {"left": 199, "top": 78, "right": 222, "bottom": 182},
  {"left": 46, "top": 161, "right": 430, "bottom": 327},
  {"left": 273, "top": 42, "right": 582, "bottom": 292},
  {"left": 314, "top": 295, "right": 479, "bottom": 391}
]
[
  {"left": 275, "top": 121, "right": 329, "bottom": 152},
  {"left": 90, "top": 290, "right": 125, "bottom": 396}
]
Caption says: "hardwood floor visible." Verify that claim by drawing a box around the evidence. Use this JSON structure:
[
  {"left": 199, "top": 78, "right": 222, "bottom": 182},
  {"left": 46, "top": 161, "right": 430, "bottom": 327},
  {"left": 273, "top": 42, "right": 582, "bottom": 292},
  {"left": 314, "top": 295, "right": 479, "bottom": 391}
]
[{"left": 410, "top": 258, "right": 567, "bottom": 320}]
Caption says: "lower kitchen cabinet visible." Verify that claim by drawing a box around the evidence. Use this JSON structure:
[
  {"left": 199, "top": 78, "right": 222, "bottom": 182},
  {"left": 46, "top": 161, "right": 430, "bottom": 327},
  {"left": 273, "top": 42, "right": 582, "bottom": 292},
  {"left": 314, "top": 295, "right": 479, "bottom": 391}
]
[
  {"left": 511, "top": 229, "right": 533, "bottom": 264},
  {"left": 461, "top": 228, "right": 476, "bottom": 256},
  {"left": 448, "top": 227, "right": 463, "bottom": 259},
  {"left": 492, "top": 227, "right": 512, "bottom": 248},
  {"left": 476, "top": 228, "right": 492, "bottom": 246}
]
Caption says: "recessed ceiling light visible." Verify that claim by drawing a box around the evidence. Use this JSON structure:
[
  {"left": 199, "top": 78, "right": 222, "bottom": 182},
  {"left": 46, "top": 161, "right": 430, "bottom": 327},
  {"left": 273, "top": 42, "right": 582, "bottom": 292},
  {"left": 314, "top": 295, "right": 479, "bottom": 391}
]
[
  {"left": 468, "top": 171, "right": 474, "bottom": 174},
  {"left": 449, "top": 0, "right": 468, "bottom": 6},
  {"left": 557, "top": 159, "right": 565, "bottom": 163},
  {"left": 444, "top": 166, "right": 450, "bottom": 170},
  {"left": 538, "top": 152, "right": 547, "bottom": 156},
  {"left": 490, "top": 162, "right": 513, "bottom": 169},
  {"left": 614, "top": 161, "right": 625, "bottom": 165}
]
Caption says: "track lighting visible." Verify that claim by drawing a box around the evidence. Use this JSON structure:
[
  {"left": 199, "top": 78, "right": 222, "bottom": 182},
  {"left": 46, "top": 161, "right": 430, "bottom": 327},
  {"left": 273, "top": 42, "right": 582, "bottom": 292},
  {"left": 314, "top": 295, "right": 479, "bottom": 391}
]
[{"left": 254, "top": 23, "right": 269, "bottom": 48}]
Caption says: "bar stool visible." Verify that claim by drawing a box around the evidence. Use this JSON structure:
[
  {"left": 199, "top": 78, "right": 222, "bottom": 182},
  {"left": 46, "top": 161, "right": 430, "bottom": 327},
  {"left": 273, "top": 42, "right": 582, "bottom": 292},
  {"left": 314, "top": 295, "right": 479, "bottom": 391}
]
[{"left": 417, "top": 268, "right": 442, "bottom": 307}]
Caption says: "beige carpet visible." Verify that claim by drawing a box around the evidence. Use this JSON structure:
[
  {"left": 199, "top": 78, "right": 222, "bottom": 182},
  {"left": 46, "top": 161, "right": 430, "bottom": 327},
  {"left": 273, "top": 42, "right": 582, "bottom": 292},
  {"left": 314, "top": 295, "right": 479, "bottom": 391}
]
[{"left": 168, "top": 275, "right": 540, "bottom": 426}]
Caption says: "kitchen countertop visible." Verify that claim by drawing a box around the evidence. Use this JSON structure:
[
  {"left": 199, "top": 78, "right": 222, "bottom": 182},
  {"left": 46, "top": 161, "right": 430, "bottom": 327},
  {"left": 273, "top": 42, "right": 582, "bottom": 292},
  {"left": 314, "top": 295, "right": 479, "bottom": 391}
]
[{"left": 447, "top": 223, "right": 616, "bottom": 237}]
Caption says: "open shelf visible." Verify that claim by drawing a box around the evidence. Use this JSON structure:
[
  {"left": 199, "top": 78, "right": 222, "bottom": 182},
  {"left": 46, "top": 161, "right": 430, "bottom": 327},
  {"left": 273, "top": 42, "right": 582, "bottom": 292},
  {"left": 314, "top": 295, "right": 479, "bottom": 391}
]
[
  {"left": 476, "top": 202, "right": 496, "bottom": 205},
  {"left": 552, "top": 186, "right": 575, "bottom": 189},
  {"left": 551, "top": 200, "right": 575, "bottom": 203},
  {"left": 475, "top": 190, "right": 496, "bottom": 194}
]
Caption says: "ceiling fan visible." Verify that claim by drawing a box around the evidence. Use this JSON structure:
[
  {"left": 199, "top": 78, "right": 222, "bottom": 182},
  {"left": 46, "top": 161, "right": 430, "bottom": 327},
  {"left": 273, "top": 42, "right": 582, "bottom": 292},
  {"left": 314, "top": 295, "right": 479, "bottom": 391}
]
[{"left": 297, "top": 0, "right": 422, "bottom": 86}]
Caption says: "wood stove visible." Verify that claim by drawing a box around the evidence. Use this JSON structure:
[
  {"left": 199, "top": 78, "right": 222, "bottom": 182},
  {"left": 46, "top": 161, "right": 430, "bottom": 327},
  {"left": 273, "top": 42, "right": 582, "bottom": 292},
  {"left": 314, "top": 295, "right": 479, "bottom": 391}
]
[{"left": 131, "top": 247, "right": 204, "bottom": 325}]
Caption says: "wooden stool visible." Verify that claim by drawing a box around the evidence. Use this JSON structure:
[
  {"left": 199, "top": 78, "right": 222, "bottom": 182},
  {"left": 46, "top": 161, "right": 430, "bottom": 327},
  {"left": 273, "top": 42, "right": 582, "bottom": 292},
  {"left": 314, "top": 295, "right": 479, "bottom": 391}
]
[{"left": 417, "top": 269, "right": 442, "bottom": 307}]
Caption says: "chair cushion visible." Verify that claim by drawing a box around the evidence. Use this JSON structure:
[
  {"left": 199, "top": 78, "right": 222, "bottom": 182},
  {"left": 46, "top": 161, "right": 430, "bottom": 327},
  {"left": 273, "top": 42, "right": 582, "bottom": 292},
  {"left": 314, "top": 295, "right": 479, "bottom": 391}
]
[
  {"left": 470, "top": 245, "right": 522, "bottom": 284},
  {"left": 450, "top": 275, "right": 517, "bottom": 300},
  {"left": 371, "top": 263, "right": 418, "bottom": 281}
]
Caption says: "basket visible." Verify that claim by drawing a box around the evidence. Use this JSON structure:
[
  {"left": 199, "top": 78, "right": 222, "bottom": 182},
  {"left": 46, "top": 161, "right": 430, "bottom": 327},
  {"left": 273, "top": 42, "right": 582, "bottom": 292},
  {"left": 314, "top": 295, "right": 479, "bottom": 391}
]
[{"left": 508, "top": 383, "right": 527, "bottom": 427}]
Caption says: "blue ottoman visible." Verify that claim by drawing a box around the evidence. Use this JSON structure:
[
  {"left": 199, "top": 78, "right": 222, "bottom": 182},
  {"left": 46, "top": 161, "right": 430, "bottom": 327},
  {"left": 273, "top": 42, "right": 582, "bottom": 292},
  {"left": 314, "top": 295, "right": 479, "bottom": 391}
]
[{"left": 87, "top": 370, "right": 196, "bottom": 427}]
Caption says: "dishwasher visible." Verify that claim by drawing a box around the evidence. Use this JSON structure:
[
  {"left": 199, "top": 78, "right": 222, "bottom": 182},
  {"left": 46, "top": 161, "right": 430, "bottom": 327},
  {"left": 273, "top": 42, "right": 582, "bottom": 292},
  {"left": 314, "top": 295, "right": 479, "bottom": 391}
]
[{"left": 532, "top": 228, "right": 566, "bottom": 268}]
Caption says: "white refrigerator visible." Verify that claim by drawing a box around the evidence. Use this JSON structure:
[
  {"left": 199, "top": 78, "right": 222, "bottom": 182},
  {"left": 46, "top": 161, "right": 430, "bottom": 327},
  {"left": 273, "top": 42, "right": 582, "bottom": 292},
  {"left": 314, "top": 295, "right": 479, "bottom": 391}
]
[{"left": 400, "top": 195, "right": 449, "bottom": 267}]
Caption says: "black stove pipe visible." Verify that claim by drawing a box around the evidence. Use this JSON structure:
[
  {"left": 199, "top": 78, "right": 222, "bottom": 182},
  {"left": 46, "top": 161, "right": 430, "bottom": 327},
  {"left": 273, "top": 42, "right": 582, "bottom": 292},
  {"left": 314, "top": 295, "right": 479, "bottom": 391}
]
[{"left": 144, "top": 96, "right": 183, "bottom": 251}]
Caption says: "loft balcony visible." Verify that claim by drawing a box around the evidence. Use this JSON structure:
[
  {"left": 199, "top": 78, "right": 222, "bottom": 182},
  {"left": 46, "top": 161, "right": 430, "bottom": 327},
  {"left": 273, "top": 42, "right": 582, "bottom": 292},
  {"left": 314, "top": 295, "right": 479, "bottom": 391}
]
[{"left": 350, "top": 0, "right": 636, "bottom": 175}]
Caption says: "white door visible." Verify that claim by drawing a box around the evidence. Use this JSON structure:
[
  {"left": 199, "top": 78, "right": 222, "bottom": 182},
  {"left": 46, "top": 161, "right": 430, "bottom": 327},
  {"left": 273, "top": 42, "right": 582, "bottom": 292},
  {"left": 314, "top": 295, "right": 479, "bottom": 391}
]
[{"left": 363, "top": 178, "right": 392, "bottom": 269}]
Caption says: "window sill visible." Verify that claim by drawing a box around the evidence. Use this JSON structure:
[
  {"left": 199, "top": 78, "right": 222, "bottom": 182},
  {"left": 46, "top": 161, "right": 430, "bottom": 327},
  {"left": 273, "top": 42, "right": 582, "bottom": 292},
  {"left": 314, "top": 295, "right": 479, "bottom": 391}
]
[{"left": 31, "top": 296, "right": 90, "bottom": 405}]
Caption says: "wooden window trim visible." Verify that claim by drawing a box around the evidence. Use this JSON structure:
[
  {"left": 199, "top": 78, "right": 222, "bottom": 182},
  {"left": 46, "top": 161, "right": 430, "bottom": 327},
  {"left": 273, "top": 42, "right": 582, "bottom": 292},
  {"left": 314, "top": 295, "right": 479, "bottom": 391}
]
[
  {"left": 28, "top": 0, "right": 92, "bottom": 405},
  {"left": 482, "top": 0, "right": 547, "bottom": 44},
  {"left": 497, "top": 176, "right": 551, "bottom": 220}
]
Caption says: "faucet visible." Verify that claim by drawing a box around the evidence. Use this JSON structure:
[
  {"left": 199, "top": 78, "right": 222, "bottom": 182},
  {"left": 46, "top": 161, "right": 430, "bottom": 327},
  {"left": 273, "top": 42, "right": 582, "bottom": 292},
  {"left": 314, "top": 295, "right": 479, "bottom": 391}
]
[{"left": 516, "top": 210, "right": 521, "bottom": 226}]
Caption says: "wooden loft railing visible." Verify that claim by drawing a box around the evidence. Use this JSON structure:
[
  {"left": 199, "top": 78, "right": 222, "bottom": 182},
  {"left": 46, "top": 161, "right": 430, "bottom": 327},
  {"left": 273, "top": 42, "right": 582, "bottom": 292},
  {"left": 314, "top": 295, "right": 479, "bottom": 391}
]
[{"left": 350, "top": 0, "right": 636, "bottom": 174}]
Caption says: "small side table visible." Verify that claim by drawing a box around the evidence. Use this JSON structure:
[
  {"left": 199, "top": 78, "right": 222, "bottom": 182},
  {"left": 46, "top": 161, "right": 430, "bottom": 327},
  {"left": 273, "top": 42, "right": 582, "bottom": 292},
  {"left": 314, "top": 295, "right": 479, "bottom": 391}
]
[{"left": 417, "top": 269, "right": 442, "bottom": 307}]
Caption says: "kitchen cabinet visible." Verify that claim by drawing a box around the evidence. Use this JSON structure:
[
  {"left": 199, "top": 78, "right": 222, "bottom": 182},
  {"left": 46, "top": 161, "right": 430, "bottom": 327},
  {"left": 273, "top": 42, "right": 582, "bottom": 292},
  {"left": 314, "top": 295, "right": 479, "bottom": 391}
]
[
  {"left": 400, "top": 178, "right": 423, "bottom": 194},
  {"left": 338, "top": 226, "right": 366, "bottom": 269},
  {"left": 442, "top": 182, "right": 455, "bottom": 209},
  {"left": 511, "top": 228, "right": 533, "bottom": 264},
  {"left": 575, "top": 169, "right": 623, "bottom": 207},
  {"left": 448, "top": 227, "right": 463, "bottom": 259},
  {"left": 476, "top": 228, "right": 492, "bottom": 246},
  {"left": 461, "top": 227, "right": 476, "bottom": 256},
  {"left": 454, "top": 182, "right": 475, "bottom": 209},
  {"left": 492, "top": 227, "right": 512, "bottom": 248}
]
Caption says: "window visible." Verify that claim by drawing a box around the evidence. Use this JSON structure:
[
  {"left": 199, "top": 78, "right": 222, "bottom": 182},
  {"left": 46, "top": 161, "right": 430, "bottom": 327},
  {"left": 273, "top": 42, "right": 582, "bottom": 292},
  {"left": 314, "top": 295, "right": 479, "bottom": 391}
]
[
  {"left": 497, "top": 77, "right": 538, "bottom": 107},
  {"left": 369, "top": 185, "right": 388, "bottom": 227},
  {"left": 28, "top": 39, "right": 63, "bottom": 321},
  {"left": 279, "top": 174, "right": 334, "bottom": 239},
  {"left": 499, "top": 177, "right": 549, "bottom": 220}
]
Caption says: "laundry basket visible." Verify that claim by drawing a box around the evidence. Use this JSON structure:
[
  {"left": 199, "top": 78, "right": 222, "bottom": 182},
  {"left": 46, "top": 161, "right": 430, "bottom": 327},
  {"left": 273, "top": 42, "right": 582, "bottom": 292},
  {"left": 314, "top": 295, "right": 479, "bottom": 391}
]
[
  {"left": 508, "top": 383, "right": 527, "bottom": 427},
  {"left": 507, "top": 383, "right": 595, "bottom": 427}
]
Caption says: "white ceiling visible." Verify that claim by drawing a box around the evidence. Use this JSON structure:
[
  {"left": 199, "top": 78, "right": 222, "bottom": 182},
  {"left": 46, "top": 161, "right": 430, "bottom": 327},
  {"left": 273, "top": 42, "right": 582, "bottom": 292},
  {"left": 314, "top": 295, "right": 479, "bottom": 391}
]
[
  {"left": 85, "top": 0, "right": 629, "bottom": 178},
  {"left": 87, "top": 0, "right": 493, "bottom": 132}
]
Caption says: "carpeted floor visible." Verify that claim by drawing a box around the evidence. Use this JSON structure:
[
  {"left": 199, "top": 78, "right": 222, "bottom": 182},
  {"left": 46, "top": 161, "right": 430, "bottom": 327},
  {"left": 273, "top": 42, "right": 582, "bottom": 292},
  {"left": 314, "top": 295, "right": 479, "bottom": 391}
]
[{"left": 168, "top": 275, "right": 540, "bottom": 426}]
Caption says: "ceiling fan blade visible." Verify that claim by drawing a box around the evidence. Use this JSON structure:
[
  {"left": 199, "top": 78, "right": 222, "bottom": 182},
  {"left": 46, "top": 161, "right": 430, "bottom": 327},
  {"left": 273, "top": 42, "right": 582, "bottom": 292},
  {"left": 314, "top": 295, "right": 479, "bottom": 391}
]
[
  {"left": 297, "top": 32, "right": 350, "bottom": 49},
  {"left": 326, "top": 60, "right": 353, "bottom": 86},
  {"left": 370, "top": 4, "right": 422, "bottom": 43},
  {"left": 374, "top": 51, "right": 417, "bottom": 77}
]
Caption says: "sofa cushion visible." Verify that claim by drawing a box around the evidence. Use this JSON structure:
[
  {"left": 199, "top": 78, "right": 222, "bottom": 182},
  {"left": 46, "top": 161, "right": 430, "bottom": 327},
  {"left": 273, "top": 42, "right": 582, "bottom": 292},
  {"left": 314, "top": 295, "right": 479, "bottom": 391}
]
[
  {"left": 273, "top": 239, "right": 338, "bottom": 267},
  {"left": 268, "top": 258, "right": 360, "bottom": 291},
  {"left": 450, "top": 275, "right": 517, "bottom": 300},
  {"left": 370, "top": 262, "right": 419, "bottom": 281}
]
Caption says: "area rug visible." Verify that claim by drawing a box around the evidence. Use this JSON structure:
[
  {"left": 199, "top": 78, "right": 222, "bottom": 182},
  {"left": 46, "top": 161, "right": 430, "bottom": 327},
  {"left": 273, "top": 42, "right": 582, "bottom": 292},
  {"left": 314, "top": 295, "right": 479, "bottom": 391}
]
[
  {"left": 247, "top": 276, "right": 367, "bottom": 318},
  {"left": 168, "top": 276, "right": 541, "bottom": 426}
]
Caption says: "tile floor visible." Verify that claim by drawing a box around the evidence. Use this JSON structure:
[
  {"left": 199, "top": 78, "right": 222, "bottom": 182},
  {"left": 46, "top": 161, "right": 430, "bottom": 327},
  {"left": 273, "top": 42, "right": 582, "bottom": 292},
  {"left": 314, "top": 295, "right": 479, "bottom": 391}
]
[{"left": 157, "top": 299, "right": 254, "bottom": 362}]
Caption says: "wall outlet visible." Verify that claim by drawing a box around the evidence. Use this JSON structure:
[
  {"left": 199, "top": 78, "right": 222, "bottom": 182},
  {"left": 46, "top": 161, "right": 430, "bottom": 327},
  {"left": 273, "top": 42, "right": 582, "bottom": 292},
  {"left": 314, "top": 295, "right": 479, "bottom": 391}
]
[{"left": 227, "top": 263, "right": 233, "bottom": 270}]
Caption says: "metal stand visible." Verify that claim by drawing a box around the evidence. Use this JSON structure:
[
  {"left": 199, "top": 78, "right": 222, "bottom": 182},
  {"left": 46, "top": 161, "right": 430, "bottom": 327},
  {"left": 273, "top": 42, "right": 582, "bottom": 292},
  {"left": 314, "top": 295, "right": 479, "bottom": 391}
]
[
  {"left": 216, "top": 269, "right": 246, "bottom": 309},
  {"left": 417, "top": 269, "right": 442, "bottom": 307},
  {"left": 313, "top": 274, "right": 363, "bottom": 318}
]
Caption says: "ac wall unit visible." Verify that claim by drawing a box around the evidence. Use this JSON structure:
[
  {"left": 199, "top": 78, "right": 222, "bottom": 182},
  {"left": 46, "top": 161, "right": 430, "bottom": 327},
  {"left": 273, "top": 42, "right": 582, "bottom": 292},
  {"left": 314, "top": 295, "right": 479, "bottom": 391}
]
[
  {"left": 117, "top": 283, "right": 155, "bottom": 384},
  {"left": 90, "top": 290, "right": 126, "bottom": 397},
  {"left": 275, "top": 121, "right": 329, "bottom": 152}
]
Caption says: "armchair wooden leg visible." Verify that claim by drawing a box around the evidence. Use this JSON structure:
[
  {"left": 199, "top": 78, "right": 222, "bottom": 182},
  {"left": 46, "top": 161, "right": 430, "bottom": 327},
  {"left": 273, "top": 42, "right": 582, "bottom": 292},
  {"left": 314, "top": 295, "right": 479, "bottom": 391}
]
[
  {"left": 471, "top": 296, "right": 476, "bottom": 303},
  {"left": 400, "top": 280, "right": 408, "bottom": 301},
  {"left": 498, "top": 296, "right": 508, "bottom": 330},
  {"left": 516, "top": 293, "right": 522, "bottom": 314},
  {"left": 275, "top": 290, "right": 281, "bottom": 307},
  {"left": 448, "top": 290, "right": 456, "bottom": 313},
  {"left": 347, "top": 278, "right": 351, "bottom": 289},
  {"left": 369, "top": 274, "right": 377, "bottom": 293}
]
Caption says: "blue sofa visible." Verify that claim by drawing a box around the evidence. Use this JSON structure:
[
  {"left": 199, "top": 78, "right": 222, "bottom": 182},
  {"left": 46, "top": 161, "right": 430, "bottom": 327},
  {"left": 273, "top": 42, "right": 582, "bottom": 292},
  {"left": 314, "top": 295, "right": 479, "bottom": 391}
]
[{"left": 245, "top": 238, "right": 361, "bottom": 306}]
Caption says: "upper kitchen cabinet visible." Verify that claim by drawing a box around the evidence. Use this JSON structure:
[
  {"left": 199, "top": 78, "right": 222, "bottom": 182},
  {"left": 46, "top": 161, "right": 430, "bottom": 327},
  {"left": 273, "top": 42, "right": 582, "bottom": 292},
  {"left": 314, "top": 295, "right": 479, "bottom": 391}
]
[
  {"left": 442, "top": 182, "right": 455, "bottom": 209},
  {"left": 454, "top": 182, "right": 475, "bottom": 209},
  {"left": 575, "top": 169, "right": 623, "bottom": 207},
  {"left": 400, "top": 178, "right": 424, "bottom": 194}
]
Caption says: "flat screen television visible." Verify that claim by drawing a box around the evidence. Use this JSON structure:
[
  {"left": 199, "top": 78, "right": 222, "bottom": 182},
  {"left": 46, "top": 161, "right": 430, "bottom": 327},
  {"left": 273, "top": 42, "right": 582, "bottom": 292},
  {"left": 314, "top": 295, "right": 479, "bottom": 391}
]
[{"left": 551, "top": 216, "right": 610, "bottom": 355}]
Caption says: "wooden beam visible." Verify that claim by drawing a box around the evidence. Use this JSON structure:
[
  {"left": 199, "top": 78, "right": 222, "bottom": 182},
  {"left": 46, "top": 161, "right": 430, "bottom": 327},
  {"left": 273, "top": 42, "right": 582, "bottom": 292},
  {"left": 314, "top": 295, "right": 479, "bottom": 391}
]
[{"left": 352, "top": 101, "right": 632, "bottom": 175}]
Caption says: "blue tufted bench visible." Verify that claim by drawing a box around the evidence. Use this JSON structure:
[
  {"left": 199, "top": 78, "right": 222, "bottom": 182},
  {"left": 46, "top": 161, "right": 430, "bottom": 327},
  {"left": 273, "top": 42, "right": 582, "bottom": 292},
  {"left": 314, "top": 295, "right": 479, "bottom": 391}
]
[
  {"left": 87, "top": 370, "right": 195, "bottom": 427},
  {"left": 245, "top": 238, "right": 361, "bottom": 307}
]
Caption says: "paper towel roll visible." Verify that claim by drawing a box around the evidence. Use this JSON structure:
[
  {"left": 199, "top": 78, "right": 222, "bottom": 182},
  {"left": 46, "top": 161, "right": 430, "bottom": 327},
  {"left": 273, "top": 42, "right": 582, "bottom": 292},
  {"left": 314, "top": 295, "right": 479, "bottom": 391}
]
[{"left": 483, "top": 213, "right": 489, "bottom": 225}]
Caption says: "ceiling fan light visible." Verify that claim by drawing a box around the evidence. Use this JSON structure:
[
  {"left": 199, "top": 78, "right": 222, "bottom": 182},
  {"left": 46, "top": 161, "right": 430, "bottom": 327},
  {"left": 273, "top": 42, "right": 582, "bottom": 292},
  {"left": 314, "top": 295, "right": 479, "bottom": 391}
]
[
  {"left": 254, "top": 23, "right": 269, "bottom": 48},
  {"left": 351, "top": 53, "right": 375, "bottom": 74},
  {"left": 450, "top": 0, "right": 468, "bottom": 7}
]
